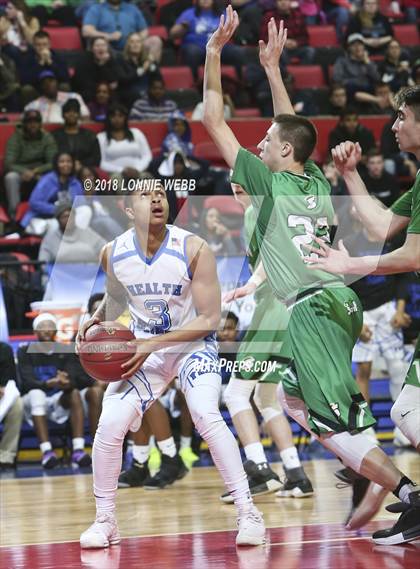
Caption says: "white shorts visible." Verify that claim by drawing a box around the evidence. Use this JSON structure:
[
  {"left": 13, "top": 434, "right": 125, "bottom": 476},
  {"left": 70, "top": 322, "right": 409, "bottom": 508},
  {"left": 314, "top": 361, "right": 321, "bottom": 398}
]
[
  {"left": 352, "top": 301, "right": 405, "bottom": 363},
  {"left": 23, "top": 391, "right": 70, "bottom": 425},
  {"left": 103, "top": 344, "right": 221, "bottom": 431}
]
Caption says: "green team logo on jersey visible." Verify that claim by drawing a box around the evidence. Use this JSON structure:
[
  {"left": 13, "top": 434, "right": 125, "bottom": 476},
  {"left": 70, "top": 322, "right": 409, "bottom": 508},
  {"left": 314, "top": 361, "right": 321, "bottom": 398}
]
[
  {"left": 305, "top": 195, "right": 317, "bottom": 210},
  {"left": 330, "top": 402, "right": 341, "bottom": 417},
  {"left": 344, "top": 300, "right": 358, "bottom": 315}
]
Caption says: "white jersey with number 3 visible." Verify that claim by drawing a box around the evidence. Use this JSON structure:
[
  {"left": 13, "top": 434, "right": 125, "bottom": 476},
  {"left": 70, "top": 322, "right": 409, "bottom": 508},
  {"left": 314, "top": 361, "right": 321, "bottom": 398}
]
[{"left": 111, "top": 225, "right": 198, "bottom": 340}]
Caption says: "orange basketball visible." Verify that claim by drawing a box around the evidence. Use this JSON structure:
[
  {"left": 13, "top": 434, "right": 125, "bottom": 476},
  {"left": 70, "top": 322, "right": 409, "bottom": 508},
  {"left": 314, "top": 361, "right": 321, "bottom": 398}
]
[{"left": 78, "top": 321, "right": 136, "bottom": 382}]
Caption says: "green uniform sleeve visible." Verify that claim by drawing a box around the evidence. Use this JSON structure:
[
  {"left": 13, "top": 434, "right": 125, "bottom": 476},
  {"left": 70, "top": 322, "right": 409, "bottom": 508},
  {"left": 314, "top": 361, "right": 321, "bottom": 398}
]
[
  {"left": 303, "top": 159, "right": 325, "bottom": 182},
  {"left": 391, "top": 188, "right": 413, "bottom": 218},
  {"left": 391, "top": 176, "right": 420, "bottom": 233},
  {"left": 407, "top": 185, "right": 420, "bottom": 233},
  {"left": 231, "top": 148, "right": 273, "bottom": 197}
]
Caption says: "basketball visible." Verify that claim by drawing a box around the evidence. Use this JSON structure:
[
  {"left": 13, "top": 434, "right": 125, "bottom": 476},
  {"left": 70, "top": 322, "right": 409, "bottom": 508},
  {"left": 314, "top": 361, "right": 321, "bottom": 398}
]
[{"left": 78, "top": 321, "right": 136, "bottom": 382}]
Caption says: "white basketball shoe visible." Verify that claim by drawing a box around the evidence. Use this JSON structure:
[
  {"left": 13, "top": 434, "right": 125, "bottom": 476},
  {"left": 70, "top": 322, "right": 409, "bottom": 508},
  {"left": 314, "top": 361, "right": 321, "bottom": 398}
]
[
  {"left": 236, "top": 506, "right": 266, "bottom": 546},
  {"left": 80, "top": 513, "right": 121, "bottom": 549}
]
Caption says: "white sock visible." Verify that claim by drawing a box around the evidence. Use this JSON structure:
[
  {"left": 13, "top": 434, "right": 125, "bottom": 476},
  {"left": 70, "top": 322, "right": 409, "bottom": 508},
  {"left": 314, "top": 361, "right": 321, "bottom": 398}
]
[
  {"left": 72, "top": 437, "right": 85, "bottom": 451},
  {"left": 185, "top": 375, "right": 253, "bottom": 514},
  {"left": 398, "top": 481, "right": 417, "bottom": 503},
  {"left": 157, "top": 437, "right": 177, "bottom": 458},
  {"left": 40, "top": 441, "right": 52, "bottom": 454},
  {"left": 126, "top": 438, "right": 134, "bottom": 450},
  {"left": 180, "top": 436, "right": 192, "bottom": 449},
  {"left": 280, "top": 446, "right": 301, "bottom": 470},
  {"left": 149, "top": 436, "right": 156, "bottom": 448},
  {"left": 133, "top": 444, "right": 150, "bottom": 464},
  {"left": 244, "top": 442, "right": 267, "bottom": 465}
]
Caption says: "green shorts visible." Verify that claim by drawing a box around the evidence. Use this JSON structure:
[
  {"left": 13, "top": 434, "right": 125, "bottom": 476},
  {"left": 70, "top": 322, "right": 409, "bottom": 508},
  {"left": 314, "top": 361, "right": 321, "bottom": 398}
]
[
  {"left": 404, "top": 334, "right": 420, "bottom": 389},
  {"left": 236, "top": 284, "right": 292, "bottom": 384},
  {"left": 283, "top": 287, "right": 376, "bottom": 436}
]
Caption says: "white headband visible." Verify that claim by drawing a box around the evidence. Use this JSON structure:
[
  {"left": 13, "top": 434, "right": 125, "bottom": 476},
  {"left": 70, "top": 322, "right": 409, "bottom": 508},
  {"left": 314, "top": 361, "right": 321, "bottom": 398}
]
[{"left": 32, "top": 313, "right": 58, "bottom": 330}]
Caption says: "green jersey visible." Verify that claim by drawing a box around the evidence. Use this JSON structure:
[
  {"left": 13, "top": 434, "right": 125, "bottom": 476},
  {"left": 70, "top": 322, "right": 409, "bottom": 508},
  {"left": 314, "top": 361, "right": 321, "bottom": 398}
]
[
  {"left": 244, "top": 205, "right": 272, "bottom": 302},
  {"left": 391, "top": 171, "right": 420, "bottom": 234},
  {"left": 232, "top": 148, "right": 343, "bottom": 302}
]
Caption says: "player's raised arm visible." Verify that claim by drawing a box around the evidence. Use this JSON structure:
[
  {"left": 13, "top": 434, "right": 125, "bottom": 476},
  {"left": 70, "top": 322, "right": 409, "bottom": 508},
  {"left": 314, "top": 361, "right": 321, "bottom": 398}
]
[
  {"left": 332, "top": 141, "right": 410, "bottom": 241},
  {"left": 202, "top": 5, "right": 241, "bottom": 169},
  {"left": 258, "top": 18, "right": 294, "bottom": 116}
]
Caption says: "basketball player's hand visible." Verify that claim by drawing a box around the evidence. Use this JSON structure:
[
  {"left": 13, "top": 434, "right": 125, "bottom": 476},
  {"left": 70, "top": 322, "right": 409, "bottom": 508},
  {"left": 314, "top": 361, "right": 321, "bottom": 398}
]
[
  {"left": 206, "top": 5, "right": 239, "bottom": 53},
  {"left": 259, "top": 18, "right": 287, "bottom": 69},
  {"left": 75, "top": 317, "right": 100, "bottom": 353},
  {"left": 120, "top": 341, "right": 152, "bottom": 379},
  {"left": 359, "top": 324, "right": 372, "bottom": 343},
  {"left": 331, "top": 142, "right": 362, "bottom": 176},
  {"left": 391, "top": 311, "right": 411, "bottom": 329},
  {"left": 0, "top": 387, "right": 5, "bottom": 399},
  {"left": 304, "top": 237, "right": 353, "bottom": 274},
  {"left": 223, "top": 281, "right": 256, "bottom": 303}
]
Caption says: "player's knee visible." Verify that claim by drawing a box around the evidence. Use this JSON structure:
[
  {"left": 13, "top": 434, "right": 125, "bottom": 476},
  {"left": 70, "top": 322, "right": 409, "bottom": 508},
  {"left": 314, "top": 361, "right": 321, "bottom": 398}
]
[
  {"left": 253, "top": 382, "right": 283, "bottom": 423},
  {"left": 224, "top": 377, "right": 256, "bottom": 418},
  {"left": 96, "top": 408, "right": 131, "bottom": 444},
  {"left": 189, "top": 402, "right": 224, "bottom": 438},
  {"left": 321, "top": 431, "right": 378, "bottom": 473},
  {"left": 28, "top": 389, "right": 47, "bottom": 416},
  {"left": 390, "top": 387, "right": 420, "bottom": 448}
]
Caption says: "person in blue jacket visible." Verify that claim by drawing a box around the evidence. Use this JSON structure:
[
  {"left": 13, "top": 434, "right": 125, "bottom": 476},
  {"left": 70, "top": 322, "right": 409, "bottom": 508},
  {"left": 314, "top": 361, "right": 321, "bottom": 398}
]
[{"left": 21, "top": 152, "right": 85, "bottom": 235}]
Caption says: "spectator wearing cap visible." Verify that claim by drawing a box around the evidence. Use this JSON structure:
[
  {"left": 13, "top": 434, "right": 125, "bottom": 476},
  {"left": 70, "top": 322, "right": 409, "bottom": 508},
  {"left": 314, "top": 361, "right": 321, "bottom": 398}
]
[
  {"left": 18, "top": 313, "right": 92, "bottom": 470},
  {"left": 4, "top": 109, "right": 57, "bottom": 220},
  {"left": 82, "top": 0, "right": 162, "bottom": 60},
  {"left": 16, "top": 30, "right": 70, "bottom": 104},
  {"left": 260, "top": 0, "right": 315, "bottom": 64},
  {"left": 52, "top": 99, "right": 101, "bottom": 173},
  {"left": 0, "top": 341, "right": 23, "bottom": 470},
  {"left": 21, "top": 152, "right": 86, "bottom": 235},
  {"left": 38, "top": 200, "right": 106, "bottom": 265},
  {"left": 346, "top": 0, "right": 393, "bottom": 55},
  {"left": 332, "top": 33, "right": 380, "bottom": 106},
  {"left": 24, "top": 70, "right": 89, "bottom": 124}
]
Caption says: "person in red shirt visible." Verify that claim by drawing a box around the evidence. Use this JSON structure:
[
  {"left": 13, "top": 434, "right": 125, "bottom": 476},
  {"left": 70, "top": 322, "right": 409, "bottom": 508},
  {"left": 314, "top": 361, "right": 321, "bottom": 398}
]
[{"left": 260, "top": 0, "right": 315, "bottom": 64}]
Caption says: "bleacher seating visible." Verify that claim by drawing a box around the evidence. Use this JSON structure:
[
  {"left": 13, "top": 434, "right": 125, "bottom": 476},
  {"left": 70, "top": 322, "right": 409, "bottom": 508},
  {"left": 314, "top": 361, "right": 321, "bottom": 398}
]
[
  {"left": 161, "top": 66, "right": 195, "bottom": 89},
  {"left": 308, "top": 26, "right": 339, "bottom": 48},
  {"left": 392, "top": 24, "right": 419, "bottom": 46},
  {"left": 287, "top": 65, "right": 326, "bottom": 89},
  {"left": 45, "top": 27, "right": 82, "bottom": 51}
]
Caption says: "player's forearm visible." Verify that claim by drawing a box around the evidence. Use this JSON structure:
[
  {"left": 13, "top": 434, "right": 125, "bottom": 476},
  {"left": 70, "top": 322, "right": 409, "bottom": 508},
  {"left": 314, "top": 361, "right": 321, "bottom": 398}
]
[
  {"left": 92, "top": 293, "right": 126, "bottom": 322},
  {"left": 347, "top": 247, "right": 420, "bottom": 275},
  {"left": 202, "top": 48, "right": 225, "bottom": 129},
  {"left": 249, "top": 261, "right": 267, "bottom": 288},
  {"left": 263, "top": 64, "right": 294, "bottom": 116},
  {"left": 342, "top": 170, "right": 393, "bottom": 240},
  {"left": 143, "top": 313, "right": 221, "bottom": 353}
]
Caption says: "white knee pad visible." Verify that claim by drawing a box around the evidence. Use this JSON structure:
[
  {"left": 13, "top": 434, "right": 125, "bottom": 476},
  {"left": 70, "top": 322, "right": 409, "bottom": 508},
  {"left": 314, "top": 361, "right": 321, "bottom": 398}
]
[
  {"left": 322, "top": 431, "right": 378, "bottom": 473},
  {"left": 253, "top": 382, "right": 283, "bottom": 424},
  {"left": 27, "top": 389, "right": 48, "bottom": 416},
  {"left": 224, "top": 376, "right": 257, "bottom": 418},
  {"left": 391, "top": 385, "right": 420, "bottom": 449}
]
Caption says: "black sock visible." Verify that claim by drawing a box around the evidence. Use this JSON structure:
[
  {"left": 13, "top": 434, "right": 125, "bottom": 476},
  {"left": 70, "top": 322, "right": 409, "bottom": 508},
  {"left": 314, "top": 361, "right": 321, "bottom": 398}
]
[{"left": 393, "top": 476, "right": 414, "bottom": 500}]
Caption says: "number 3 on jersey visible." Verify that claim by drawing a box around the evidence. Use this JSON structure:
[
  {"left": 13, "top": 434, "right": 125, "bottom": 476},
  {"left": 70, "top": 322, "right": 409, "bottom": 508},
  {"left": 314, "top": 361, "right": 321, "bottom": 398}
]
[
  {"left": 288, "top": 215, "right": 329, "bottom": 259},
  {"left": 144, "top": 299, "right": 172, "bottom": 334}
]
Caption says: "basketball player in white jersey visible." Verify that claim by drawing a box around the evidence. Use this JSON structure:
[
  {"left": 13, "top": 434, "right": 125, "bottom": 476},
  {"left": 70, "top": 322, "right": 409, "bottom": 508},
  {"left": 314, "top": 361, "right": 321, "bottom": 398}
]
[{"left": 77, "top": 183, "right": 265, "bottom": 548}]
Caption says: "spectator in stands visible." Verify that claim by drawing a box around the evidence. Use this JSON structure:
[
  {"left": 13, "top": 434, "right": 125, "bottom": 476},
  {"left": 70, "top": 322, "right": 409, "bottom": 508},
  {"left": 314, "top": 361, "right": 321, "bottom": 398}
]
[
  {"left": 361, "top": 149, "right": 400, "bottom": 207},
  {"left": 322, "top": 0, "right": 352, "bottom": 43},
  {"left": 24, "top": 70, "right": 90, "bottom": 124},
  {"left": 81, "top": 166, "right": 128, "bottom": 239},
  {"left": 38, "top": 200, "right": 106, "bottom": 264},
  {"left": 25, "top": 0, "right": 77, "bottom": 27},
  {"left": 298, "top": 0, "right": 324, "bottom": 24},
  {"left": 88, "top": 81, "right": 112, "bottom": 123},
  {"left": 0, "top": 48, "right": 19, "bottom": 111},
  {"left": 323, "top": 84, "right": 348, "bottom": 115},
  {"left": 52, "top": 98, "right": 100, "bottom": 172},
  {"left": 82, "top": 0, "right": 162, "bottom": 60},
  {"left": 19, "top": 313, "right": 91, "bottom": 469},
  {"left": 328, "top": 107, "right": 376, "bottom": 156},
  {"left": 129, "top": 75, "right": 179, "bottom": 121},
  {"left": 332, "top": 33, "right": 380, "bottom": 105},
  {"left": 217, "top": 310, "right": 239, "bottom": 388},
  {"left": 260, "top": 0, "right": 315, "bottom": 64},
  {"left": 0, "top": 0, "right": 39, "bottom": 56},
  {"left": 4, "top": 109, "right": 57, "bottom": 220},
  {"left": 322, "top": 158, "right": 352, "bottom": 237},
  {"left": 170, "top": 0, "right": 245, "bottom": 79},
  {"left": 199, "top": 206, "right": 240, "bottom": 256},
  {"left": 380, "top": 115, "right": 419, "bottom": 177},
  {"left": 231, "top": 0, "right": 266, "bottom": 45},
  {"left": 97, "top": 103, "right": 152, "bottom": 175},
  {"left": 401, "top": 0, "right": 418, "bottom": 23},
  {"left": 21, "top": 152, "right": 85, "bottom": 235},
  {"left": 347, "top": 0, "right": 393, "bottom": 55},
  {"left": 17, "top": 30, "right": 70, "bottom": 102},
  {"left": 357, "top": 81, "right": 395, "bottom": 114},
  {"left": 398, "top": 272, "right": 420, "bottom": 346},
  {"left": 411, "top": 59, "right": 420, "bottom": 86},
  {"left": 119, "top": 32, "right": 159, "bottom": 107},
  {"left": 378, "top": 39, "right": 411, "bottom": 93},
  {"left": 161, "top": 111, "right": 195, "bottom": 159},
  {"left": 72, "top": 36, "right": 125, "bottom": 104},
  {"left": 0, "top": 342, "right": 23, "bottom": 470},
  {"left": 323, "top": 159, "right": 347, "bottom": 197}
]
